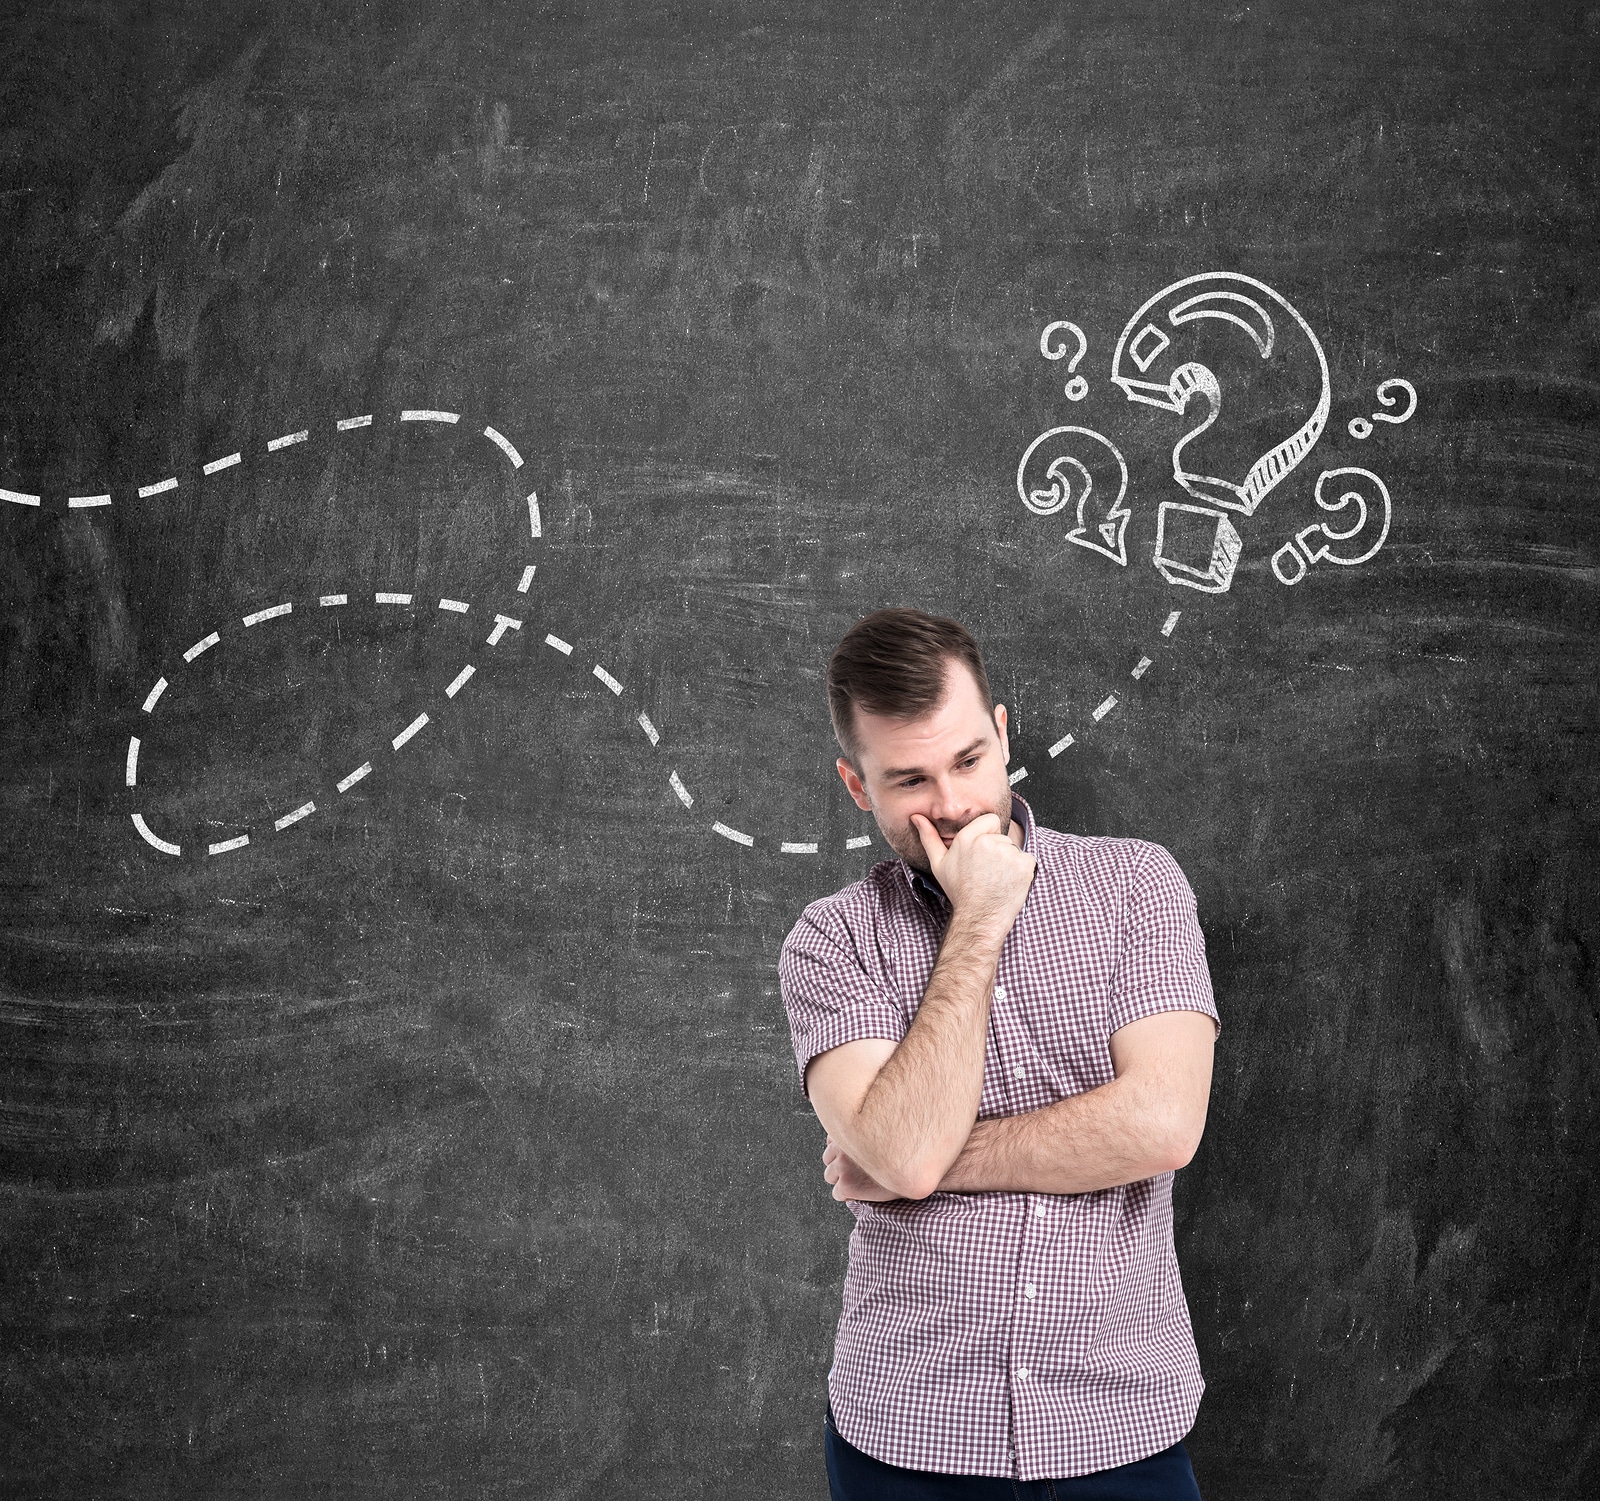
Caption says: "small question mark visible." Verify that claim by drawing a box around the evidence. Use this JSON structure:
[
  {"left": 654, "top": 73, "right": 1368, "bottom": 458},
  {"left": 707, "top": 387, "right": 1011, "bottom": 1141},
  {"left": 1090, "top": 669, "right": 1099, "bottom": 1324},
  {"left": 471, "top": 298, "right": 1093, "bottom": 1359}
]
[
  {"left": 1348, "top": 377, "right": 1418, "bottom": 440},
  {"left": 1040, "top": 321, "right": 1090, "bottom": 401},
  {"left": 1271, "top": 466, "right": 1392, "bottom": 585}
]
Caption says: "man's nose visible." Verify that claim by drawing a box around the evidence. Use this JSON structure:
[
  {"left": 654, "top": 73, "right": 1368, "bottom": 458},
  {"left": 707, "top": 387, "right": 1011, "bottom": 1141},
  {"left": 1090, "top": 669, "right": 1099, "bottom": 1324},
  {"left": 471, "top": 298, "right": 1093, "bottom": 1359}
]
[{"left": 923, "top": 778, "right": 969, "bottom": 830}]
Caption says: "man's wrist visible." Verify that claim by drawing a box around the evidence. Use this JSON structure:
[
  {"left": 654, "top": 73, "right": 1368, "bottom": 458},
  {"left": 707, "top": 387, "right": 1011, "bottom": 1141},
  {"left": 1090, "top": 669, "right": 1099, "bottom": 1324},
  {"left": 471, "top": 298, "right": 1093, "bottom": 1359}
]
[{"left": 944, "top": 908, "right": 1014, "bottom": 953}]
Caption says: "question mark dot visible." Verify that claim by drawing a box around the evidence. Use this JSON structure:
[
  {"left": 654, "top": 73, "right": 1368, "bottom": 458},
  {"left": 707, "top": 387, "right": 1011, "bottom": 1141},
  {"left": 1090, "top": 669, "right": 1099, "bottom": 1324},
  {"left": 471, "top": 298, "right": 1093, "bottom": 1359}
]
[
  {"left": 1065, "top": 377, "right": 1088, "bottom": 402},
  {"left": 1348, "top": 417, "right": 1373, "bottom": 440}
]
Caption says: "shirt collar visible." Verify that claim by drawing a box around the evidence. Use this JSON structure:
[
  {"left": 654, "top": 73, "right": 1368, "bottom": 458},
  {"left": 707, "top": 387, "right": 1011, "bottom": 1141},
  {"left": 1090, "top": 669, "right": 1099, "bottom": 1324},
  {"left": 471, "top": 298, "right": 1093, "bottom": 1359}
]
[{"left": 903, "top": 792, "right": 1037, "bottom": 907}]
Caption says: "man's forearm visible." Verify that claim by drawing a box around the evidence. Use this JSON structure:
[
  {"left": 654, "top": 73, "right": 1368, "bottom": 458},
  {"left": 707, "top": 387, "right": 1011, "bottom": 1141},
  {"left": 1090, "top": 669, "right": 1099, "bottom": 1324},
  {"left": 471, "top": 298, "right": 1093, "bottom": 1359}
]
[
  {"left": 934, "top": 1075, "right": 1183, "bottom": 1196},
  {"left": 848, "top": 914, "right": 1006, "bottom": 1199}
]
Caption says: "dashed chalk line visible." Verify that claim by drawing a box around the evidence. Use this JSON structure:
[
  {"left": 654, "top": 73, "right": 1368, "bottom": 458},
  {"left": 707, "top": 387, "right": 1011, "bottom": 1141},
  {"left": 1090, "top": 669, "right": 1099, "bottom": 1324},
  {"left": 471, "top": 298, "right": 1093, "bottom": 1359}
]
[
  {"left": 108, "top": 406, "right": 881, "bottom": 859},
  {"left": 243, "top": 602, "right": 292, "bottom": 627},
  {"left": 391, "top": 713, "right": 429, "bottom": 751},
  {"left": 1034, "top": 610, "right": 1187, "bottom": 771},
  {"left": 484, "top": 427, "right": 523, "bottom": 467},
  {"left": 132, "top": 813, "right": 180, "bottom": 857},
  {"left": 337, "top": 762, "right": 372, "bottom": 793},
  {"left": 275, "top": 801, "right": 315, "bottom": 831}
]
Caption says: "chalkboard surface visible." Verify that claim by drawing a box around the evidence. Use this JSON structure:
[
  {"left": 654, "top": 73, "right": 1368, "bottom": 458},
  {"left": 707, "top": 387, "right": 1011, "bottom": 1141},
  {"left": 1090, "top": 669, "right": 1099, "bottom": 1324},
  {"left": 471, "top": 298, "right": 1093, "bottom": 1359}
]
[{"left": 2, "top": 2, "right": 1596, "bottom": 1496}]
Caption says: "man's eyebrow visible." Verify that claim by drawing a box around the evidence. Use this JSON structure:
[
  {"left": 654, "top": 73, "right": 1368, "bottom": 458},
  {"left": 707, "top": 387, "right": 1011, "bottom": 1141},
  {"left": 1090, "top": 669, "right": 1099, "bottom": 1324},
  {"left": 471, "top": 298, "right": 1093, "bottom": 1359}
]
[{"left": 881, "top": 737, "right": 989, "bottom": 780}]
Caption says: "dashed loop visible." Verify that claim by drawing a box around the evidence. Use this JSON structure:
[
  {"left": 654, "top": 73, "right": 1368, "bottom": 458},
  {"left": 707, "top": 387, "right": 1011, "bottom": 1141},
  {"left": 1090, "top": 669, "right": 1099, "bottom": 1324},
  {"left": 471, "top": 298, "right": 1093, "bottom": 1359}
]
[{"left": 98, "top": 406, "right": 929, "bottom": 858}]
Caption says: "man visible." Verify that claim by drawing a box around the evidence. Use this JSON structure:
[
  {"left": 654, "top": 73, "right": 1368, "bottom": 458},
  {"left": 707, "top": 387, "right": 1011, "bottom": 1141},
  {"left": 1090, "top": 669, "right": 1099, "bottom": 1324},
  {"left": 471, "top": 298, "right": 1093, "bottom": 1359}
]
[{"left": 779, "top": 607, "right": 1219, "bottom": 1499}]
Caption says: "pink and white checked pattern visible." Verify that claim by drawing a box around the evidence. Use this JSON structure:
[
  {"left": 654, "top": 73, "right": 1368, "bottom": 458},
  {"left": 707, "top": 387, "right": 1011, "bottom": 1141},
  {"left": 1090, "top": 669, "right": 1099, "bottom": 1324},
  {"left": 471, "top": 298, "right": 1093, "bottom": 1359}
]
[{"left": 780, "top": 795, "right": 1220, "bottom": 1482}]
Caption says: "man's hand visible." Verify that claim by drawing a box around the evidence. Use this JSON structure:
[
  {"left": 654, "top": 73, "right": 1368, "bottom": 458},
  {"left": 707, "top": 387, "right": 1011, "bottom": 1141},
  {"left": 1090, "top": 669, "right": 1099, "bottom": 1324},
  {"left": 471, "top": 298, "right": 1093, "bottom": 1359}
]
[
  {"left": 823, "top": 1135, "right": 904, "bottom": 1202},
  {"left": 912, "top": 812, "right": 1036, "bottom": 933}
]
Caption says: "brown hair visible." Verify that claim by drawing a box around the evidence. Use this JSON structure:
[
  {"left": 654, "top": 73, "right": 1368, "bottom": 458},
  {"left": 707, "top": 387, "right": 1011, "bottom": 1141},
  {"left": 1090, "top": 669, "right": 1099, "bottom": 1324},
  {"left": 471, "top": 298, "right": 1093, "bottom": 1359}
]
[{"left": 827, "top": 607, "right": 993, "bottom": 766}]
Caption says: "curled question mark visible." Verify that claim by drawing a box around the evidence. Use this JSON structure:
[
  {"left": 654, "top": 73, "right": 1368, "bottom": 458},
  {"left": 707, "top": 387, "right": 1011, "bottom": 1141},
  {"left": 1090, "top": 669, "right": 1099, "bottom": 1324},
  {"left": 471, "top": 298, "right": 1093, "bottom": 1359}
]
[
  {"left": 1040, "top": 321, "right": 1090, "bottom": 401},
  {"left": 1016, "top": 424, "right": 1131, "bottom": 565},
  {"left": 1271, "top": 466, "right": 1392, "bottom": 585},
  {"left": 1348, "top": 377, "right": 1418, "bottom": 439}
]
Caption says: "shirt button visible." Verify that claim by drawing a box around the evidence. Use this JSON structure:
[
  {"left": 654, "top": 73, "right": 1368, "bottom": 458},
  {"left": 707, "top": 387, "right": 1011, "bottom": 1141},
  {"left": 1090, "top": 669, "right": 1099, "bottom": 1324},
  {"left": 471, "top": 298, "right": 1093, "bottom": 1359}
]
[
  {"left": 1015, "top": 1366, "right": 1030, "bottom": 1380},
  {"left": 1033, "top": 1205, "right": 1047, "bottom": 1219},
  {"left": 1012, "top": 1064, "right": 1026, "bottom": 1079},
  {"left": 994, "top": 984, "right": 1006, "bottom": 1001},
  {"left": 1024, "top": 1282, "right": 1037, "bottom": 1299}
]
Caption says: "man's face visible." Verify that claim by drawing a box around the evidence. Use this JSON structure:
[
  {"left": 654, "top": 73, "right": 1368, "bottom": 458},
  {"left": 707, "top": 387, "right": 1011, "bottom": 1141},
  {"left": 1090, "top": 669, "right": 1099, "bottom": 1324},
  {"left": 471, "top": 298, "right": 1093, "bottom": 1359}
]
[{"left": 836, "top": 660, "right": 1015, "bottom": 875}]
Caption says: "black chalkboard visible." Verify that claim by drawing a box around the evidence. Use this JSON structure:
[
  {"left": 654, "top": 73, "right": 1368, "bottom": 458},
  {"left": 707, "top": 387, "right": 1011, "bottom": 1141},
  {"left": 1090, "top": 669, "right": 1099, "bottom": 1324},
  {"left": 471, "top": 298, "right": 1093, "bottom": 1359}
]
[{"left": 2, "top": 2, "right": 1596, "bottom": 1495}]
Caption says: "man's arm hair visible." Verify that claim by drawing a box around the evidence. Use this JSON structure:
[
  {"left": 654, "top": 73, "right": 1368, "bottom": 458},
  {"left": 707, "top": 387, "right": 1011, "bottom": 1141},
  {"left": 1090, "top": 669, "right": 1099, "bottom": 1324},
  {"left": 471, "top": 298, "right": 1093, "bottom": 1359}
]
[
  {"left": 805, "top": 910, "right": 1005, "bottom": 1200},
  {"left": 933, "top": 1008, "right": 1215, "bottom": 1195}
]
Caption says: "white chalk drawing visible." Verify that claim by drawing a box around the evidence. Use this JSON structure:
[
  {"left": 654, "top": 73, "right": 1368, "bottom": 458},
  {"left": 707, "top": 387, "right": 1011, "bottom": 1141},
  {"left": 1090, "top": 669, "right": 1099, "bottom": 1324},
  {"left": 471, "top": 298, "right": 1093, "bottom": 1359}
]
[
  {"left": 1348, "top": 377, "right": 1419, "bottom": 440},
  {"left": 1109, "top": 272, "right": 1332, "bottom": 596},
  {"left": 1039, "top": 320, "right": 1090, "bottom": 402},
  {"left": 1271, "top": 467, "right": 1393, "bottom": 585},
  {"left": 10, "top": 272, "right": 1380, "bottom": 865},
  {"left": 7, "top": 409, "right": 876, "bottom": 860},
  {"left": 1152, "top": 503, "right": 1243, "bottom": 594},
  {"left": 1016, "top": 425, "right": 1131, "bottom": 566},
  {"left": 1111, "top": 272, "right": 1331, "bottom": 515}
]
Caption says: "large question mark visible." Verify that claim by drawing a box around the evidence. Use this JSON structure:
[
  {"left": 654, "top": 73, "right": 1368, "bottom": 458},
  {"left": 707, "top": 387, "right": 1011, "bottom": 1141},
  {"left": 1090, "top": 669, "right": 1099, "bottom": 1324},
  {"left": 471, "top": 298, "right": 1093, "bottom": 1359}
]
[
  {"left": 1109, "top": 271, "right": 1332, "bottom": 593},
  {"left": 1271, "top": 467, "right": 1392, "bottom": 585},
  {"left": 1348, "top": 377, "right": 1418, "bottom": 439},
  {"left": 1040, "top": 321, "right": 1090, "bottom": 401},
  {"left": 1016, "top": 424, "right": 1131, "bottom": 566},
  {"left": 1111, "top": 271, "right": 1331, "bottom": 515}
]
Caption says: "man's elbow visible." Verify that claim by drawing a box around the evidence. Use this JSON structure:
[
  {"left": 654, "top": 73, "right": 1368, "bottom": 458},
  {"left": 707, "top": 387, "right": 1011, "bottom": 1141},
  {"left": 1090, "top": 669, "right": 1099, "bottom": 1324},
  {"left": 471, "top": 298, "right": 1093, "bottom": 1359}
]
[
  {"left": 867, "top": 1150, "right": 947, "bottom": 1202},
  {"left": 1155, "top": 1103, "right": 1208, "bottom": 1173}
]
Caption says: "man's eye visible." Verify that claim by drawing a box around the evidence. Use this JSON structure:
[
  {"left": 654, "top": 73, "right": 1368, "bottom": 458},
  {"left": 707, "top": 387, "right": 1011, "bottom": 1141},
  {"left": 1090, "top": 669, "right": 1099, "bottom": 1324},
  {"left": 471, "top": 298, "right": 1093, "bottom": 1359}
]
[{"left": 900, "top": 777, "right": 922, "bottom": 788}]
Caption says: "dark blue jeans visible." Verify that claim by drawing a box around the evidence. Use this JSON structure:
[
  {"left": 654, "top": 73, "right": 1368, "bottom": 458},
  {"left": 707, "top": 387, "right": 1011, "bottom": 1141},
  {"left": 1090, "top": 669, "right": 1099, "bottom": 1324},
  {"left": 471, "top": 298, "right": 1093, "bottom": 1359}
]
[{"left": 824, "top": 1402, "right": 1203, "bottom": 1500}]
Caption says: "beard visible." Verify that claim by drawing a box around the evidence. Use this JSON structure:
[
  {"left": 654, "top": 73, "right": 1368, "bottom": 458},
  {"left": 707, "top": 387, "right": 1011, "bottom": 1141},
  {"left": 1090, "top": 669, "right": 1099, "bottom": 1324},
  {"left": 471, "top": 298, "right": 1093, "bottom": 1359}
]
[{"left": 878, "top": 787, "right": 1014, "bottom": 876}]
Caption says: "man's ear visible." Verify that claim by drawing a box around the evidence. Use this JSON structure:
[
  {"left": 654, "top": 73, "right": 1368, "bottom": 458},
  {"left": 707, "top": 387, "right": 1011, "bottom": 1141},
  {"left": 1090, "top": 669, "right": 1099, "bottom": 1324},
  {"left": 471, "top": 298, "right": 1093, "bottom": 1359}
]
[
  {"left": 837, "top": 757, "right": 873, "bottom": 812},
  {"left": 993, "top": 703, "right": 1010, "bottom": 765}
]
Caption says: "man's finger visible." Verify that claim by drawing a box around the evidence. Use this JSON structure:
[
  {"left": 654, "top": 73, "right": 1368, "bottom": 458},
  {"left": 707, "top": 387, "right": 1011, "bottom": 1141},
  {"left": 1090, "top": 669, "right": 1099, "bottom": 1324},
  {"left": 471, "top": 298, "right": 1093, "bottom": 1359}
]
[{"left": 949, "top": 812, "right": 1002, "bottom": 848}]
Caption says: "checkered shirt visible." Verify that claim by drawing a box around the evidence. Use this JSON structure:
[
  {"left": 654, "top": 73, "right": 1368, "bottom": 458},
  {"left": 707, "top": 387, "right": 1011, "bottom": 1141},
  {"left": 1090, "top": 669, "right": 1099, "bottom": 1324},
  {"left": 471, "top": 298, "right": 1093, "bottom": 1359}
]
[{"left": 779, "top": 795, "right": 1219, "bottom": 1481}]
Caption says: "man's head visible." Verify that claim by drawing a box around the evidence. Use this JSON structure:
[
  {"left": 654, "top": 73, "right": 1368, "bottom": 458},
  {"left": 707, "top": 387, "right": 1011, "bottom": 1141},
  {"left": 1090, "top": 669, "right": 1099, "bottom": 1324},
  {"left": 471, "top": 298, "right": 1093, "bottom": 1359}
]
[{"left": 827, "top": 607, "right": 1014, "bottom": 875}]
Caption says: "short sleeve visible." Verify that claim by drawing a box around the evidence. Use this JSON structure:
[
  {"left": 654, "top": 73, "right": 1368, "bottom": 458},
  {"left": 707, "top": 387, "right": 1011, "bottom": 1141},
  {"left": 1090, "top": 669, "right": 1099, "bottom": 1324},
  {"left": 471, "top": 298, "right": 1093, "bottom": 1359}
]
[
  {"left": 1107, "top": 843, "right": 1220, "bottom": 1039},
  {"left": 779, "top": 904, "right": 908, "bottom": 1097}
]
